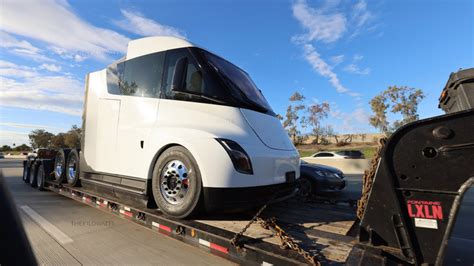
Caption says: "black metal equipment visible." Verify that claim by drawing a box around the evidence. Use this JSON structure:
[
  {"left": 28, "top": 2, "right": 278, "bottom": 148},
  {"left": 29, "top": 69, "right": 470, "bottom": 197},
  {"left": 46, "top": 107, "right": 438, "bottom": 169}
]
[{"left": 349, "top": 69, "right": 474, "bottom": 265}]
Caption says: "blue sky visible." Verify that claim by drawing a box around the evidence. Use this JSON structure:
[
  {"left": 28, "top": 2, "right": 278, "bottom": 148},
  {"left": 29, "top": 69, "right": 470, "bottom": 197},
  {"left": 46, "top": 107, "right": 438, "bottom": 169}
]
[{"left": 0, "top": 0, "right": 472, "bottom": 146}]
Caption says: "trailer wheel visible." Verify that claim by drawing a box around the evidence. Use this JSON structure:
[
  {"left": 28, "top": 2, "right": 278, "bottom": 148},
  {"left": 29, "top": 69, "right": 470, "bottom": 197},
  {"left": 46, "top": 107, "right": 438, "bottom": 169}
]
[
  {"left": 152, "top": 146, "right": 203, "bottom": 219},
  {"left": 29, "top": 162, "right": 39, "bottom": 188},
  {"left": 54, "top": 149, "right": 71, "bottom": 182},
  {"left": 22, "top": 160, "right": 31, "bottom": 184},
  {"left": 66, "top": 149, "right": 80, "bottom": 187},
  {"left": 37, "top": 163, "right": 46, "bottom": 191}
]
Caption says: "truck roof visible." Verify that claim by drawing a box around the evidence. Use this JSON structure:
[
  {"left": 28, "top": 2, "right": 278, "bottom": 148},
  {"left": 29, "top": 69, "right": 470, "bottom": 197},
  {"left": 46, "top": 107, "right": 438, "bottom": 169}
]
[{"left": 126, "top": 36, "right": 195, "bottom": 61}]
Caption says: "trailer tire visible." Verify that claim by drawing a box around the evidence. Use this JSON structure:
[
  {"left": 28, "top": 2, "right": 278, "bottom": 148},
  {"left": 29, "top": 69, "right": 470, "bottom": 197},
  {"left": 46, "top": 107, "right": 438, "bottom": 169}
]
[
  {"left": 65, "top": 149, "right": 81, "bottom": 187},
  {"left": 22, "top": 160, "right": 31, "bottom": 184},
  {"left": 152, "top": 146, "right": 203, "bottom": 219},
  {"left": 54, "top": 149, "right": 71, "bottom": 182},
  {"left": 29, "top": 162, "right": 39, "bottom": 188},
  {"left": 37, "top": 163, "right": 46, "bottom": 191}
]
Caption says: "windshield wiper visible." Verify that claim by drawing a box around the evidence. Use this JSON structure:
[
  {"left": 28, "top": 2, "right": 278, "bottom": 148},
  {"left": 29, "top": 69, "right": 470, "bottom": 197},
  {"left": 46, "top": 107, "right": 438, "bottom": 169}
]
[{"left": 174, "top": 90, "right": 226, "bottom": 105}]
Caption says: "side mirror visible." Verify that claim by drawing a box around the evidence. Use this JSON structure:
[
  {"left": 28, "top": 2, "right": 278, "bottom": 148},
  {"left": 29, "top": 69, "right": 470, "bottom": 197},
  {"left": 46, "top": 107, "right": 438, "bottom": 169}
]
[{"left": 171, "top": 57, "right": 188, "bottom": 92}]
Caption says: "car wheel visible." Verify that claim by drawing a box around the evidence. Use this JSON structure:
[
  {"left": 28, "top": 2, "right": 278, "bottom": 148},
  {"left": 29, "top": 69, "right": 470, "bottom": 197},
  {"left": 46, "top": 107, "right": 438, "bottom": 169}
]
[
  {"left": 297, "top": 177, "right": 313, "bottom": 197},
  {"left": 54, "top": 149, "right": 70, "bottom": 182},
  {"left": 37, "top": 164, "right": 45, "bottom": 191},
  {"left": 152, "top": 146, "right": 203, "bottom": 219},
  {"left": 66, "top": 149, "right": 81, "bottom": 187},
  {"left": 23, "top": 161, "right": 31, "bottom": 184},
  {"left": 29, "top": 162, "right": 38, "bottom": 188}
]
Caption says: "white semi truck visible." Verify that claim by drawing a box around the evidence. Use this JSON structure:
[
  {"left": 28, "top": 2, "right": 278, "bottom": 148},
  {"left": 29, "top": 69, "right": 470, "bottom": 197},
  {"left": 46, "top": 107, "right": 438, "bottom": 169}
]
[{"left": 26, "top": 36, "right": 300, "bottom": 219}]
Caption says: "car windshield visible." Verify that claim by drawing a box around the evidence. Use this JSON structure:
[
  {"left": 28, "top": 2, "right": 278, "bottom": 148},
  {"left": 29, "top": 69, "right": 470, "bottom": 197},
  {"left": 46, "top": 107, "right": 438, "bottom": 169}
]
[{"left": 201, "top": 50, "right": 274, "bottom": 114}]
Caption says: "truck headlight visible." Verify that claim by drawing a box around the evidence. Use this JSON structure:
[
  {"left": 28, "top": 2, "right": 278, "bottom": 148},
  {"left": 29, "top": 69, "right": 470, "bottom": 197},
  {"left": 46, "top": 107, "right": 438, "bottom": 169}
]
[{"left": 216, "top": 139, "right": 253, "bottom": 175}]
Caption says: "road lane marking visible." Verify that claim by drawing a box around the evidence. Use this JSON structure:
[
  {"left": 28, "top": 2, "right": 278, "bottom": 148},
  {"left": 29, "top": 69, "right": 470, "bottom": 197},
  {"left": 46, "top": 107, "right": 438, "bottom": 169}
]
[{"left": 20, "top": 205, "right": 73, "bottom": 245}]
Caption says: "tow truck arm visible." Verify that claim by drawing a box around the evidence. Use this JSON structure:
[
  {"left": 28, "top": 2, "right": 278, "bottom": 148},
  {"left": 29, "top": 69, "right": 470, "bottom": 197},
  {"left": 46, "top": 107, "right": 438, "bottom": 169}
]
[{"left": 349, "top": 108, "right": 474, "bottom": 265}]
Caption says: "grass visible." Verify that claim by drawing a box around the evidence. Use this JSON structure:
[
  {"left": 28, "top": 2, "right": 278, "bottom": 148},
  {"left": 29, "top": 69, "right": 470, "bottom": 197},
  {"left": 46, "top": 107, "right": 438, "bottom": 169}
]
[{"left": 297, "top": 143, "right": 378, "bottom": 159}]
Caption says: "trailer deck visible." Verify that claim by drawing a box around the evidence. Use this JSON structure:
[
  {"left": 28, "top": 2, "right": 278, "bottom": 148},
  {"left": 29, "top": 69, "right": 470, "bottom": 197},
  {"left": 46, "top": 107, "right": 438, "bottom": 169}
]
[{"left": 45, "top": 179, "right": 358, "bottom": 265}]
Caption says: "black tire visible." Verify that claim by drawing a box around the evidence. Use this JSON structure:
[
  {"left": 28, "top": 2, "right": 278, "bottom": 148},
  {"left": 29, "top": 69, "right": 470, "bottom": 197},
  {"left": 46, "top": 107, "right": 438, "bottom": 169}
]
[
  {"left": 297, "top": 176, "right": 314, "bottom": 197},
  {"left": 22, "top": 160, "right": 31, "bottom": 184},
  {"left": 65, "top": 149, "right": 81, "bottom": 187},
  {"left": 37, "top": 163, "right": 45, "bottom": 191},
  {"left": 53, "top": 149, "right": 71, "bottom": 182},
  {"left": 152, "top": 146, "right": 203, "bottom": 219},
  {"left": 29, "top": 162, "right": 39, "bottom": 188}
]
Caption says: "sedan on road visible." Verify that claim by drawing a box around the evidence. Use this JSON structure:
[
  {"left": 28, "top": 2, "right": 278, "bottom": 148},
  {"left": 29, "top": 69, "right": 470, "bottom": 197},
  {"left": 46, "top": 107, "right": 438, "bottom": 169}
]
[
  {"left": 310, "top": 150, "right": 365, "bottom": 159},
  {"left": 297, "top": 160, "right": 346, "bottom": 197}
]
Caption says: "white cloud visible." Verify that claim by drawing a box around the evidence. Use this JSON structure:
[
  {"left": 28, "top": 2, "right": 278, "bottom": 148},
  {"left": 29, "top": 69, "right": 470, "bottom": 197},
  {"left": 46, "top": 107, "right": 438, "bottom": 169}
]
[
  {"left": 40, "top": 63, "right": 62, "bottom": 72},
  {"left": 0, "top": 60, "right": 83, "bottom": 116},
  {"left": 1, "top": 0, "right": 130, "bottom": 60},
  {"left": 351, "top": 0, "right": 374, "bottom": 38},
  {"left": 353, "top": 54, "right": 364, "bottom": 61},
  {"left": 292, "top": 0, "right": 346, "bottom": 43},
  {"left": 0, "top": 130, "right": 30, "bottom": 146},
  {"left": 302, "top": 43, "right": 348, "bottom": 93},
  {"left": 116, "top": 9, "right": 186, "bottom": 39},
  {"left": 0, "top": 60, "right": 37, "bottom": 78},
  {"left": 0, "top": 122, "right": 64, "bottom": 131},
  {"left": 0, "top": 31, "right": 53, "bottom": 62},
  {"left": 330, "top": 55, "right": 345, "bottom": 67},
  {"left": 343, "top": 63, "right": 370, "bottom": 75},
  {"left": 330, "top": 106, "right": 371, "bottom": 133}
]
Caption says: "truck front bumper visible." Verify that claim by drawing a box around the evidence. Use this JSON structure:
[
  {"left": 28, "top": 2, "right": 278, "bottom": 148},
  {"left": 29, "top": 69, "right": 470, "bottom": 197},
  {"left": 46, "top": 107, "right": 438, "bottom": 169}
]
[{"left": 203, "top": 182, "right": 297, "bottom": 212}]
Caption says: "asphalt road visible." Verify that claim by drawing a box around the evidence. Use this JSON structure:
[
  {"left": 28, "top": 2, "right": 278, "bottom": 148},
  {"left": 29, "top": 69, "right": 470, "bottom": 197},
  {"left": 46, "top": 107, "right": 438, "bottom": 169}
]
[
  {"left": 0, "top": 159, "right": 472, "bottom": 264},
  {"left": 0, "top": 159, "right": 233, "bottom": 265}
]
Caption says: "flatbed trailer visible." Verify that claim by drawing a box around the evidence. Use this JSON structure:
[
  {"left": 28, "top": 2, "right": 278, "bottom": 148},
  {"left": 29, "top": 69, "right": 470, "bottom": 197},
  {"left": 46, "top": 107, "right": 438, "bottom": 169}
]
[{"left": 37, "top": 174, "right": 357, "bottom": 265}]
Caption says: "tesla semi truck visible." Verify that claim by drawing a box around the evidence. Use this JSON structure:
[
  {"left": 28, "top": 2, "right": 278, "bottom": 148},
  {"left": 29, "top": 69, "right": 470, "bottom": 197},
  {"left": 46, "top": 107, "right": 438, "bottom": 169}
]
[{"left": 76, "top": 36, "right": 299, "bottom": 218}]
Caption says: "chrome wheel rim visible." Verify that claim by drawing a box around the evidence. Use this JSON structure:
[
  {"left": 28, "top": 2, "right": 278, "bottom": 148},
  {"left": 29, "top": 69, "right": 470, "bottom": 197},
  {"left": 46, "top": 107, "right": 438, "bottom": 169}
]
[
  {"left": 55, "top": 155, "right": 63, "bottom": 178},
  {"left": 23, "top": 165, "right": 28, "bottom": 180},
  {"left": 160, "top": 160, "right": 190, "bottom": 205},
  {"left": 37, "top": 166, "right": 43, "bottom": 187},
  {"left": 67, "top": 156, "right": 77, "bottom": 183}
]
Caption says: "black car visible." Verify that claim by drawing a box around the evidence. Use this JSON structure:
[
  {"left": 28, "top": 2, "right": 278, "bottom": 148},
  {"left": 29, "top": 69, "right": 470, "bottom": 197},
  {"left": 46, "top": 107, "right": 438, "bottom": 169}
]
[{"left": 297, "top": 160, "right": 346, "bottom": 197}]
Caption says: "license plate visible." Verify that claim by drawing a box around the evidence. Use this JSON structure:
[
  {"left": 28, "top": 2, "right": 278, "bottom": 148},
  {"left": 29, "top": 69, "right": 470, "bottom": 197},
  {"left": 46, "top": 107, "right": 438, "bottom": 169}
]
[{"left": 285, "top": 171, "right": 296, "bottom": 183}]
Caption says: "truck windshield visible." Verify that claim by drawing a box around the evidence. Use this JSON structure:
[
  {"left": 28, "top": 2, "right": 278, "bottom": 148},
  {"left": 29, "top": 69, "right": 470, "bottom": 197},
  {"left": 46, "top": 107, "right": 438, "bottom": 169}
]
[{"left": 201, "top": 50, "right": 274, "bottom": 115}]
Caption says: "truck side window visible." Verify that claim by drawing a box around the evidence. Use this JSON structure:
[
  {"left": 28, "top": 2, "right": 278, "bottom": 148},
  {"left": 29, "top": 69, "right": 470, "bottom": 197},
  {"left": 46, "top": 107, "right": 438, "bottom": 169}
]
[
  {"left": 106, "top": 52, "right": 165, "bottom": 97},
  {"left": 120, "top": 53, "right": 164, "bottom": 97},
  {"left": 162, "top": 48, "right": 223, "bottom": 103}
]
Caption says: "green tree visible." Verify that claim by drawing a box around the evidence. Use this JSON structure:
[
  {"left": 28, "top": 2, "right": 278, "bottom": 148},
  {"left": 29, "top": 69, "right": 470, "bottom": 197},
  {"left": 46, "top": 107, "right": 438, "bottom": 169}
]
[
  {"left": 64, "top": 125, "right": 82, "bottom": 148},
  {"left": 283, "top": 92, "right": 306, "bottom": 144},
  {"left": 29, "top": 129, "right": 54, "bottom": 148},
  {"left": 369, "top": 86, "right": 425, "bottom": 135},
  {"left": 13, "top": 144, "right": 31, "bottom": 151},
  {"left": 51, "top": 133, "right": 66, "bottom": 148},
  {"left": 303, "top": 102, "right": 330, "bottom": 144},
  {"left": 0, "top": 145, "right": 12, "bottom": 152}
]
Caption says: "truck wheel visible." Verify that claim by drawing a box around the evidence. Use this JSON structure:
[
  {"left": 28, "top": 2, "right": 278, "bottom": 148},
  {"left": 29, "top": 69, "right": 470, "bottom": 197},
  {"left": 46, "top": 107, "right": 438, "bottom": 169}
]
[
  {"left": 23, "top": 161, "right": 31, "bottom": 184},
  {"left": 54, "top": 149, "right": 70, "bottom": 182},
  {"left": 297, "top": 176, "right": 313, "bottom": 197},
  {"left": 29, "top": 162, "right": 39, "bottom": 188},
  {"left": 37, "top": 164, "right": 46, "bottom": 191},
  {"left": 152, "top": 146, "right": 203, "bottom": 219},
  {"left": 66, "top": 149, "right": 80, "bottom": 187}
]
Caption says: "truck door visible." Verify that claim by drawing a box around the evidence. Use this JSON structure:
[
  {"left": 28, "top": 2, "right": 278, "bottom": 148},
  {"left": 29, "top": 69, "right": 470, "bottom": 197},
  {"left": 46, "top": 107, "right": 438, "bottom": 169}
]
[{"left": 116, "top": 52, "right": 165, "bottom": 179}]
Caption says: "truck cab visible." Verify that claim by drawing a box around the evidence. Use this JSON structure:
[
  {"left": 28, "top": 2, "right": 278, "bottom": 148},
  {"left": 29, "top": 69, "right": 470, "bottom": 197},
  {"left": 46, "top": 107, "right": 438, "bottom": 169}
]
[{"left": 79, "top": 36, "right": 300, "bottom": 218}]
